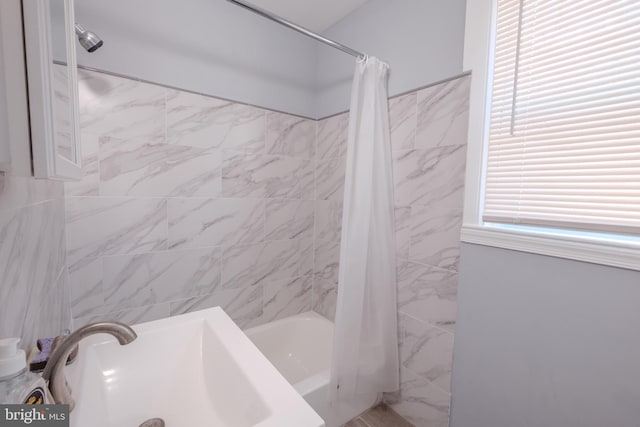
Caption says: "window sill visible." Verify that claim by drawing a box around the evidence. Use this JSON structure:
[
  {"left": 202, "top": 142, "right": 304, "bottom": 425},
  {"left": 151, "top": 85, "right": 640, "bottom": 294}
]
[{"left": 460, "top": 224, "right": 640, "bottom": 271}]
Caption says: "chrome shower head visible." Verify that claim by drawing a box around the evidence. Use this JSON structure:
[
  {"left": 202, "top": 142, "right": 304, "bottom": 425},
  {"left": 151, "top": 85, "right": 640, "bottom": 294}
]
[{"left": 74, "top": 24, "right": 103, "bottom": 52}]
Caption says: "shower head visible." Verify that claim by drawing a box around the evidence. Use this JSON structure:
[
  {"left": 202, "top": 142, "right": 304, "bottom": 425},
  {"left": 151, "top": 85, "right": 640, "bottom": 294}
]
[{"left": 74, "top": 24, "right": 103, "bottom": 52}]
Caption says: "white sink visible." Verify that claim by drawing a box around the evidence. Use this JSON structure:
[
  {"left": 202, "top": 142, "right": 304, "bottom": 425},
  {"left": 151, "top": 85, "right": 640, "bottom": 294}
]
[{"left": 65, "top": 307, "right": 325, "bottom": 427}]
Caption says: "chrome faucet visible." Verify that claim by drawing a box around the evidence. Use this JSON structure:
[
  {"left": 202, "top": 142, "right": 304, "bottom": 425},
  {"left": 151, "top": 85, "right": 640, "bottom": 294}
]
[{"left": 41, "top": 322, "right": 137, "bottom": 410}]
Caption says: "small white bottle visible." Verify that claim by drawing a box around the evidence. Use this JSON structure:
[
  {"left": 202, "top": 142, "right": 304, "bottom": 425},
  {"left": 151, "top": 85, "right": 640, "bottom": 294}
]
[{"left": 0, "top": 338, "right": 49, "bottom": 404}]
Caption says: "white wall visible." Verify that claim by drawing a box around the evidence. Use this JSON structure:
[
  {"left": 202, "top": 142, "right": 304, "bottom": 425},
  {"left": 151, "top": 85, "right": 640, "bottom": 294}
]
[
  {"left": 72, "top": 0, "right": 319, "bottom": 118},
  {"left": 71, "top": 0, "right": 467, "bottom": 119},
  {"left": 314, "top": 0, "right": 467, "bottom": 118},
  {"left": 451, "top": 243, "right": 640, "bottom": 427}
]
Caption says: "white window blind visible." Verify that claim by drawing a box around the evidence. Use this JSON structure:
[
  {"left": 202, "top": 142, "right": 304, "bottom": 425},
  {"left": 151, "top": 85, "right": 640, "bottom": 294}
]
[{"left": 484, "top": 0, "right": 640, "bottom": 236}]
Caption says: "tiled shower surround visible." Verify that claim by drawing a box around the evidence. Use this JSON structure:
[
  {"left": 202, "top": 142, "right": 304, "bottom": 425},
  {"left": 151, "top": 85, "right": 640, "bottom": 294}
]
[
  {"left": 68, "top": 68, "right": 317, "bottom": 328},
  {"left": 315, "top": 75, "right": 471, "bottom": 427},
  {"left": 385, "top": 75, "right": 470, "bottom": 427},
  {"left": 67, "top": 68, "right": 470, "bottom": 427}
]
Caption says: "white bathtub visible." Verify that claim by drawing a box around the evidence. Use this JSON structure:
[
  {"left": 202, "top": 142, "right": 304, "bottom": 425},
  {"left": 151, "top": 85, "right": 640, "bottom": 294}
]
[{"left": 245, "top": 311, "right": 378, "bottom": 427}]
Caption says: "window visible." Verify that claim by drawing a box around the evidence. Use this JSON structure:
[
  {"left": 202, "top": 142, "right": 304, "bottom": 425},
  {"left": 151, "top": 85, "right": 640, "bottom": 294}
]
[{"left": 461, "top": 0, "right": 640, "bottom": 270}]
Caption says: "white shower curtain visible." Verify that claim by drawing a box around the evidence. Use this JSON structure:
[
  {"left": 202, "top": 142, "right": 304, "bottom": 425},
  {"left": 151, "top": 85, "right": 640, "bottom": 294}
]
[{"left": 329, "top": 56, "right": 399, "bottom": 404}]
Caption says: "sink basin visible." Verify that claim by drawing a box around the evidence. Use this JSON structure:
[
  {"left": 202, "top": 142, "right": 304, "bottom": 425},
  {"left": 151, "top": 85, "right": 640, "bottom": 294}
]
[{"left": 65, "top": 307, "right": 325, "bottom": 427}]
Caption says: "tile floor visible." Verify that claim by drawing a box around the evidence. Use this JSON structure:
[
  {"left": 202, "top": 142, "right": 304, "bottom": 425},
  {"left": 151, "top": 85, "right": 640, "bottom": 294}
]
[{"left": 343, "top": 404, "right": 415, "bottom": 427}]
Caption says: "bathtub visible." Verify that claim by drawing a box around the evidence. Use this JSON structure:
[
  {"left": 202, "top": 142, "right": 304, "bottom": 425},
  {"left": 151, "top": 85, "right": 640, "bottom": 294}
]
[{"left": 245, "top": 311, "right": 378, "bottom": 427}]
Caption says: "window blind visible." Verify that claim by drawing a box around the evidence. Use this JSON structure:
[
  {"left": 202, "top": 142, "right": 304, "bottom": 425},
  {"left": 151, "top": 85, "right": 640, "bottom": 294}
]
[{"left": 484, "top": 0, "right": 640, "bottom": 235}]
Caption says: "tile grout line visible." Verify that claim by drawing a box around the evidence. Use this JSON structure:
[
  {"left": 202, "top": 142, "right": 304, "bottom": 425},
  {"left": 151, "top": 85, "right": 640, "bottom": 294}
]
[
  {"left": 401, "top": 360, "right": 453, "bottom": 398},
  {"left": 399, "top": 306, "right": 456, "bottom": 336},
  {"left": 396, "top": 254, "right": 460, "bottom": 274}
]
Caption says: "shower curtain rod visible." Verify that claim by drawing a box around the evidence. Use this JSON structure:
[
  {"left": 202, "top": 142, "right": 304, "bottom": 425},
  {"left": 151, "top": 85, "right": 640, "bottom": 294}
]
[{"left": 225, "top": 0, "right": 367, "bottom": 58}]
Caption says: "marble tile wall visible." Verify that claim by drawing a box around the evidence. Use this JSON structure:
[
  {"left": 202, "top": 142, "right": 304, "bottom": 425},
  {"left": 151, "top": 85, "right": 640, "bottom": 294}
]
[
  {"left": 0, "top": 174, "right": 70, "bottom": 348},
  {"left": 66, "top": 68, "right": 469, "bottom": 427},
  {"left": 313, "top": 75, "right": 471, "bottom": 427},
  {"left": 311, "top": 112, "right": 348, "bottom": 319},
  {"left": 67, "top": 69, "right": 316, "bottom": 329},
  {"left": 387, "top": 75, "right": 470, "bottom": 427}
]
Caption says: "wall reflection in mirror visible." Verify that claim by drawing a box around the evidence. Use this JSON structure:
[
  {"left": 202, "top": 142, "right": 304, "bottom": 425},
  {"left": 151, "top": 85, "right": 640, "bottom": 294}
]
[{"left": 50, "top": 0, "right": 74, "bottom": 163}]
